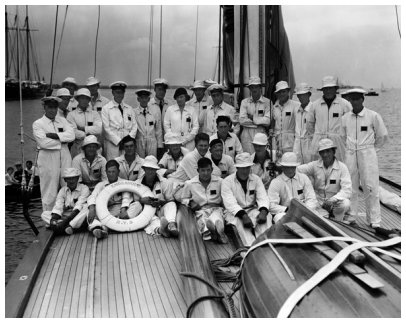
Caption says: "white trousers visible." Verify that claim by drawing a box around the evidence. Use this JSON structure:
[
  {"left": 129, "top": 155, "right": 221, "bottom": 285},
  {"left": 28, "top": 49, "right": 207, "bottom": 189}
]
[
  {"left": 315, "top": 198, "right": 351, "bottom": 221},
  {"left": 135, "top": 137, "right": 158, "bottom": 158},
  {"left": 144, "top": 201, "right": 178, "bottom": 235},
  {"left": 293, "top": 137, "right": 312, "bottom": 164},
  {"left": 41, "top": 205, "right": 89, "bottom": 229}
]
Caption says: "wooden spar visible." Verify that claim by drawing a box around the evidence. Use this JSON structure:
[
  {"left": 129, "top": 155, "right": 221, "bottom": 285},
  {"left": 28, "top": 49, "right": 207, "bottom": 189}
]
[
  {"left": 5, "top": 229, "right": 54, "bottom": 318},
  {"left": 284, "top": 222, "right": 384, "bottom": 289},
  {"left": 300, "top": 216, "right": 365, "bottom": 264},
  {"left": 177, "top": 204, "right": 229, "bottom": 318},
  {"left": 287, "top": 199, "right": 401, "bottom": 289}
]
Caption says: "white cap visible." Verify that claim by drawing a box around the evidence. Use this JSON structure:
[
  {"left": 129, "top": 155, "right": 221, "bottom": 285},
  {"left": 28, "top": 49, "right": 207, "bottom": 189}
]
[
  {"left": 152, "top": 78, "right": 169, "bottom": 87},
  {"left": 274, "top": 81, "right": 290, "bottom": 93},
  {"left": 295, "top": 82, "right": 312, "bottom": 95},
  {"left": 191, "top": 80, "right": 206, "bottom": 89},
  {"left": 252, "top": 133, "right": 268, "bottom": 146},
  {"left": 343, "top": 87, "right": 367, "bottom": 95},
  {"left": 318, "top": 138, "right": 337, "bottom": 152},
  {"left": 164, "top": 133, "right": 182, "bottom": 145},
  {"left": 62, "top": 167, "right": 81, "bottom": 178},
  {"left": 247, "top": 76, "right": 261, "bottom": 87},
  {"left": 235, "top": 153, "right": 254, "bottom": 168},
  {"left": 56, "top": 88, "right": 71, "bottom": 97},
  {"left": 279, "top": 152, "right": 300, "bottom": 167},
  {"left": 74, "top": 88, "right": 91, "bottom": 98},
  {"left": 41, "top": 96, "right": 62, "bottom": 103},
  {"left": 86, "top": 76, "right": 100, "bottom": 86},
  {"left": 82, "top": 135, "right": 101, "bottom": 149},
  {"left": 321, "top": 76, "right": 338, "bottom": 89},
  {"left": 135, "top": 89, "right": 152, "bottom": 96},
  {"left": 207, "top": 83, "right": 225, "bottom": 93},
  {"left": 142, "top": 155, "right": 160, "bottom": 169},
  {"left": 110, "top": 81, "right": 128, "bottom": 89},
  {"left": 62, "top": 77, "right": 77, "bottom": 85}
]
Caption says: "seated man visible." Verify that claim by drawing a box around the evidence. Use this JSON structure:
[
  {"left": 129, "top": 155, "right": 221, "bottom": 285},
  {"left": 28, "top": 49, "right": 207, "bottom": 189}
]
[
  {"left": 158, "top": 133, "right": 190, "bottom": 178},
  {"left": 208, "top": 138, "right": 236, "bottom": 179},
  {"left": 72, "top": 135, "right": 107, "bottom": 191},
  {"left": 268, "top": 152, "right": 318, "bottom": 222},
  {"left": 115, "top": 135, "right": 144, "bottom": 181},
  {"left": 251, "top": 133, "right": 273, "bottom": 190},
  {"left": 41, "top": 168, "right": 90, "bottom": 235},
  {"left": 297, "top": 138, "right": 352, "bottom": 222},
  {"left": 210, "top": 115, "right": 243, "bottom": 160},
  {"left": 182, "top": 157, "right": 227, "bottom": 243},
  {"left": 87, "top": 160, "right": 142, "bottom": 239},
  {"left": 135, "top": 156, "right": 179, "bottom": 237},
  {"left": 221, "top": 152, "right": 272, "bottom": 246}
]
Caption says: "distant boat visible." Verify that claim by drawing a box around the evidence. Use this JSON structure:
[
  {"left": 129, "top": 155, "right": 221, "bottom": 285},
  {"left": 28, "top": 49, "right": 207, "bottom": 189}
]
[{"left": 365, "top": 88, "right": 379, "bottom": 96}]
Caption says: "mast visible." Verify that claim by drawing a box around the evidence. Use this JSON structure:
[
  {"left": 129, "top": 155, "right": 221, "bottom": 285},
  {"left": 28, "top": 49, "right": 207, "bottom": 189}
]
[
  {"left": 217, "top": 6, "right": 221, "bottom": 83},
  {"left": 25, "top": 5, "right": 30, "bottom": 81},
  {"left": 5, "top": 6, "right": 9, "bottom": 78},
  {"left": 159, "top": 6, "right": 162, "bottom": 78}
]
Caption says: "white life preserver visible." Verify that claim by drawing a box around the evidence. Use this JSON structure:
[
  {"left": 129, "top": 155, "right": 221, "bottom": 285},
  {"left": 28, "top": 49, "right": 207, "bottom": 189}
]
[{"left": 95, "top": 180, "right": 156, "bottom": 232}]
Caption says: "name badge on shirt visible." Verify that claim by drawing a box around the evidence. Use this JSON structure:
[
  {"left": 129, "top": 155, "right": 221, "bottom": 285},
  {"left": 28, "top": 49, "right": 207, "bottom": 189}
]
[
  {"left": 97, "top": 107, "right": 102, "bottom": 112},
  {"left": 73, "top": 198, "right": 78, "bottom": 204},
  {"left": 330, "top": 179, "right": 336, "bottom": 184},
  {"left": 228, "top": 146, "right": 233, "bottom": 151},
  {"left": 221, "top": 171, "right": 227, "bottom": 175},
  {"left": 210, "top": 190, "right": 217, "bottom": 195},
  {"left": 186, "top": 116, "right": 191, "bottom": 122},
  {"left": 133, "top": 170, "right": 138, "bottom": 175},
  {"left": 72, "top": 107, "right": 76, "bottom": 111},
  {"left": 155, "top": 189, "right": 161, "bottom": 194},
  {"left": 128, "top": 116, "right": 132, "bottom": 121},
  {"left": 304, "top": 119, "right": 307, "bottom": 123},
  {"left": 87, "top": 122, "right": 93, "bottom": 126},
  {"left": 361, "top": 126, "right": 368, "bottom": 132},
  {"left": 333, "top": 113, "right": 339, "bottom": 118},
  {"left": 94, "top": 168, "right": 100, "bottom": 173},
  {"left": 297, "top": 189, "right": 303, "bottom": 195},
  {"left": 58, "top": 127, "right": 64, "bottom": 132},
  {"left": 149, "top": 121, "right": 154, "bottom": 126},
  {"left": 258, "top": 110, "right": 264, "bottom": 115},
  {"left": 286, "top": 112, "right": 291, "bottom": 116},
  {"left": 249, "top": 189, "right": 255, "bottom": 195},
  {"left": 202, "top": 106, "right": 207, "bottom": 110}
]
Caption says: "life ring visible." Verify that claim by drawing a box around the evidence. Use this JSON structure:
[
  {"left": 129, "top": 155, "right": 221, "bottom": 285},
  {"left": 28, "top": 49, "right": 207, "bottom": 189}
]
[{"left": 95, "top": 180, "right": 156, "bottom": 232}]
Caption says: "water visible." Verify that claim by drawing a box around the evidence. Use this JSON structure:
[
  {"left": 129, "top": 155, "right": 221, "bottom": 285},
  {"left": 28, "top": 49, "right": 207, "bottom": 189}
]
[{"left": 4, "top": 88, "right": 401, "bottom": 285}]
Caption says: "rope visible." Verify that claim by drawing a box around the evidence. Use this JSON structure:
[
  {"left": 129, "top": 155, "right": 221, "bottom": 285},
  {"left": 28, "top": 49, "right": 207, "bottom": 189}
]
[
  {"left": 48, "top": 5, "right": 59, "bottom": 91},
  {"left": 147, "top": 6, "right": 154, "bottom": 89},
  {"left": 180, "top": 271, "right": 237, "bottom": 318},
  {"left": 193, "top": 6, "right": 199, "bottom": 81},
  {"left": 93, "top": 5, "right": 101, "bottom": 76},
  {"left": 159, "top": 6, "right": 162, "bottom": 78},
  {"left": 211, "top": 247, "right": 248, "bottom": 282},
  {"left": 395, "top": 5, "right": 401, "bottom": 39},
  {"left": 54, "top": 6, "right": 69, "bottom": 74}
]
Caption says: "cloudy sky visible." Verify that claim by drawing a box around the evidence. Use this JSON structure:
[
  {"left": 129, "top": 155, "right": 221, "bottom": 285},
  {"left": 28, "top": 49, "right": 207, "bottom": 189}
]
[{"left": 4, "top": 2, "right": 402, "bottom": 89}]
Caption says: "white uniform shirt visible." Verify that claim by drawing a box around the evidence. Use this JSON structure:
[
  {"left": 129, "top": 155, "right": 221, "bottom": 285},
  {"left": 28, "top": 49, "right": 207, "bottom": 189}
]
[
  {"left": 239, "top": 95, "right": 271, "bottom": 129},
  {"left": 200, "top": 102, "right": 236, "bottom": 136},
  {"left": 207, "top": 152, "right": 236, "bottom": 178},
  {"left": 102, "top": 100, "right": 138, "bottom": 145},
  {"left": 67, "top": 98, "right": 78, "bottom": 112},
  {"left": 221, "top": 173, "right": 269, "bottom": 216},
  {"left": 149, "top": 96, "right": 170, "bottom": 124},
  {"left": 72, "top": 152, "right": 107, "bottom": 189},
  {"left": 297, "top": 159, "right": 352, "bottom": 204},
  {"left": 251, "top": 151, "right": 273, "bottom": 189},
  {"left": 158, "top": 147, "right": 189, "bottom": 171},
  {"left": 272, "top": 99, "right": 299, "bottom": 146},
  {"left": 187, "top": 94, "right": 213, "bottom": 130},
  {"left": 33, "top": 115, "right": 75, "bottom": 150},
  {"left": 51, "top": 183, "right": 90, "bottom": 215},
  {"left": 164, "top": 104, "right": 199, "bottom": 145},
  {"left": 115, "top": 154, "right": 144, "bottom": 181},
  {"left": 182, "top": 175, "right": 223, "bottom": 207},
  {"left": 67, "top": 106, "right": 102, "bottom": 140},
  {"left": 135, "top": 173, "right": 173, "bottom": 201},
  {"left": 267, "top": 172, "right": 318, "bottom": 214},
  {"left": 341, "top": 107, "right": 388, "bottom": 152},
  {"left": 134, "top": 104, "right": 163, "bottom": 147},
  {"left": 294, "top": 102, "right": 312, "bottom": 139},
  {"left": 91, "top": 93, "right": 110, "bottom": 114},
  {"left": 210, "top": 132, "right": 243, "bottom": 160},
  {"left": 88, "top": 178, "right": 131, "bottom": 207}
]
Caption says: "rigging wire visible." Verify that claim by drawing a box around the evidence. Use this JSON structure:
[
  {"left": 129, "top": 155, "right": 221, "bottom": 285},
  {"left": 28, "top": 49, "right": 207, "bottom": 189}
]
[
  {"left": 54, "top": 6, "right": 69, "bottom": 71},
  {"left": 48, "top": 5, "right": 59, "bottom": 92},
  {"left": 395, "top": 5, "right": 401, "bottom": 38},
  {"left": 94, "top": 5, "right": 101, "bottom": 76},
  {"left": 159, "top": 5, "right": 162, "bottom": 78},
  {"left": 193, "top": 6, "right": 199, "bottom": 82},
  {"left": 147, "top": 6, "right": 154, "bottom": 89}
]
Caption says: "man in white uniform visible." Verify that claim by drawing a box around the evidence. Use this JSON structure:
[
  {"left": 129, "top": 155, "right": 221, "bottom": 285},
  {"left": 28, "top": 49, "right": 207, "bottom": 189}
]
[
  {"left": 56, "top": 88, "right": 72, "bottom": 118},
  {"left": 239, "top": 76, "right": 271, "bottom": 154},
  {"left": 86, "top": 76, "right": 110, "bottom": 114},
  {"left": 187, "top": 80, "right": 213, "bottom": 131},
  {"left": 102, "top": 81, "right": 138, "bottom": 160},
  {"left": 221, "top": 152, "right": 272, "bottom": 246},
  {"left": 341, "top": 88, "right": 388, "bottom": 228},
  {"left": 307, "top": 76, "right": 352, "bottom": 161},
  {"left": 115, "top": 135, "right": 144, "bottom": 181},
  {"left": 297, "top": 138, "right": 352, "bottom": 222},
  {"left": 61, "top": 77, "right": 78, "bottom": 112},
  {"left": 158, "top": 133, "right": 190, "bottom": 177},
  {"left": 210, "top": 115, "right": 243, "bottom": 160},
  {"left": 33, "top": 96, "right": 75, "bottom": 211}
]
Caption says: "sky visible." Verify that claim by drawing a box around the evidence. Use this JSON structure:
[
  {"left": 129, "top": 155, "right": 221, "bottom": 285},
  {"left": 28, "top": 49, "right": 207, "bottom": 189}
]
[{"left": 3, "top": 2, "right": 402, "bottom": 89}]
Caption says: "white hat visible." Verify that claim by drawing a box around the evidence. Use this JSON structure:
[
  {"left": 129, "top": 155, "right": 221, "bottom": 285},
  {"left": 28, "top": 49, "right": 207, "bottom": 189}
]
[
  {"left": 152, "top": 78, "right": 169, "bottom": 87},
  {"left": 164, "top": 133, "right": 182, "bottom": 145},
  {"left": 247, "top": 76, "right": 261, "bottom": 87},
  {"left": 321, "top": 76, "right": 338, "bottom": 89},
  {"left": 41, "top": 96, "right": 62, "bottom": 103},
  {"left": 142, "top": 155, "right": 160, "bottom": 169},
  {"left": 56, "top": 88, "right": 71, "bottom": 97},
  {"left": 191, "top": 80, "right": 206, "bottom": 90},
  {"left": 62, "top": 167, "right": 81, "bottom": 178},
  {"left": 74, "top": 88, "right": 91, "bottom": 98},
  {"left": 235, "top": 152, "right": 254, "bottom": 168},
  {"left": 82, "top": 135, "right": 101, "bottom": 149},
  {"left": 252, "top": 133, "right": 268, "bottom": 146},
  {"left": 62, "top": 77, "right": 77, "bottom": 85},
  {"left": 279, "top": 152, "right": 300, "bottom": 167},
  {"left": 86, "top": 76, "right": 100, "bottom": 86},
  {"left": 274, "top": 81, "right": 290, "bottom": 93},
  {"left": 110, "top": 81, "right": 128, "bottom": 89},
  {"left": 207, "top": 83, "right": 225, "bottom": 93},
  {"left": 135, "top": 88, "right": 152, "bottom": 96},
  {"left": 295, "top": 82, "right": 312, "bottom": 95},
  {"left": 318, "top": 138, "right": 337, "bottom": 152},
  {"left": 343, "top": 87, "right": 367, "bottom": 95}
]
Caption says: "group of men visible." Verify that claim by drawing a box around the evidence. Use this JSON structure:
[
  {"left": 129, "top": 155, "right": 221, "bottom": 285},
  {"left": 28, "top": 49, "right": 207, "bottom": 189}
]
[{"left": 33, "top": 74, "right": 388, "bottom": 246}]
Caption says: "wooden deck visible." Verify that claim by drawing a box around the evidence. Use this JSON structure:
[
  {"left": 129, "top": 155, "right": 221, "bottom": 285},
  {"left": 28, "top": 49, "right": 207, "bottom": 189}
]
[{"left": 22, "top": 231, "right": 188, "bottom": 318}]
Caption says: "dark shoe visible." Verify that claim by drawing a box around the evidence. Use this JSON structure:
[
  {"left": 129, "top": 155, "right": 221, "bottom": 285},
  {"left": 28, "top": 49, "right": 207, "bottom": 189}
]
[
  {"left": 65, "top": 226, "right": 74, "bottom": 235},
  {"left": 92, "top": 227, "right": 108, "bottom": 239},
  {"left": 168, "top": 221, "right": 179, "bottom": 237},
  {"left": 159, "top": 217, "right": 170, "bottom": 238},
  {"left": 206, "top": 219, "right": 218, "bottom": 242}
]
